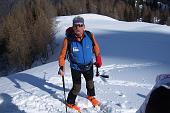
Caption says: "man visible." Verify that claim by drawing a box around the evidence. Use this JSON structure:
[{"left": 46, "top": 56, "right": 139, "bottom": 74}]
[{"left": 58, "top": 16, "right": 102, "bottom": 112}]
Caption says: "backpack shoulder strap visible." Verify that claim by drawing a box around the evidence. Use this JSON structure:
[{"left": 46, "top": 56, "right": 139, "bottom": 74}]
[{"left": 85, "top": 30, "right": 95, "bottom": 46}]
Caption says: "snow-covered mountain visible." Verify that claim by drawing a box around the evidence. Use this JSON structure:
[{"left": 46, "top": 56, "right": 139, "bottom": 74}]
[{"left": 0, "top": 14, "right": 170, "bottom": 113}]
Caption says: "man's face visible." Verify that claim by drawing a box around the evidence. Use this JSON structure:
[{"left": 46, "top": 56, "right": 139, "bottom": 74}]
[{"left": 73, "top": 24, "right": 85, "bottom": 37}]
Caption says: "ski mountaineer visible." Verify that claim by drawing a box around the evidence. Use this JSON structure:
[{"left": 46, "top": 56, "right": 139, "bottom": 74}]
[{"left": 58, "top": 16, "right": 102, "bottom": 112}]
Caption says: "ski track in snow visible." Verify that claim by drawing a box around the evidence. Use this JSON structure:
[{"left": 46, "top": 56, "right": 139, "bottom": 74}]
[
  {"left": 107, "top": 80, "right": 152, "bottom": 89},
  {"left": 99, "top": 63, "right": 158, "bottom": 74}
]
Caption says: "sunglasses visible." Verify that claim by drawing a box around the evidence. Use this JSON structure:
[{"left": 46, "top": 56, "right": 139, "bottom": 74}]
[{"left": 73, "top": 24, "right": 84, "bottom": 28}]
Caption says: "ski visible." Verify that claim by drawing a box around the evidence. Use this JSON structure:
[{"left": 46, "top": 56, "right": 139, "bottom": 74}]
[{"left": 67, "top": 103, "right": 81, "bottom": 113}]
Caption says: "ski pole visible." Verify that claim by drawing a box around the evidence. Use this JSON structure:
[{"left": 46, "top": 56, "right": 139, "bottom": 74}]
[
  {"left": 62, "top": 76, "right": 68, "bottom": 113},
  {"left": 96, "top": 67, "right": 100, "bottom": 77},
  {"left": 96, "top": 67, "right": 109, "bottom": 78}
]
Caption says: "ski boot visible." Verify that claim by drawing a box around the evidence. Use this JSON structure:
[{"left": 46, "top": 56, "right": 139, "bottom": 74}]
[
  {"left": 67, "top": 103, "right": 81, "bottom": 112},
  {"left": 87, "top": 96, "right": 101, "bottom": 107}
]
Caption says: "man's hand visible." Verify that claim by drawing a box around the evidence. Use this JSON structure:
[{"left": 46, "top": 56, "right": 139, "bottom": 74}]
[
  {"left": 95, "top": 55, "right": 102, "bottom": 68},
  {"left": 58, "top": 66, "right": 64, "bottom": 76}
]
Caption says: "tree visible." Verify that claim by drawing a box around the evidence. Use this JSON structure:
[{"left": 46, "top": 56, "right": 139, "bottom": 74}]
[
  {"left": 3, "top": 5, "right": 32, "bottom": 70},
  {"left": 167, "top": 17, "right": 170, "bottom": 26},
  {"left": 113, "top": 0, "right": 126, "bottom": 20},
  {"left": 142, "top": 4, "right": 152, "bottom": 22},
  {"left": 2, "top": 0, "right": 57, "bottom": 71}
]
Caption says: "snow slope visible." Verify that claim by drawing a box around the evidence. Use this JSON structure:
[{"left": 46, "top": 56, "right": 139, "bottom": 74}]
[{"left": 0, "top": 13, "right": 170, "bottom": 113}]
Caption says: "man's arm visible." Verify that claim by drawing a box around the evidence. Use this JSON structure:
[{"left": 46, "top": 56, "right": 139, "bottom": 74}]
[
  {"left": 91, "top": 33, "right": 102, "bottom": 67},
  {"left": 58, "top": 38, "right": 68, "bottom": 73},
  {"left": 91, "top": 33, "right": 100, "bottom": 56}
]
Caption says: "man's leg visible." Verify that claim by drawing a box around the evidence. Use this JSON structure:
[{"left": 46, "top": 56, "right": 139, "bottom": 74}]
[
  {"left": 83, "top": 66, "right": 95, "bottom": 96},
  {"left": 83, "top": 66, "right": 101, "bottom": 107},
  {"left": 67, "top": 69, "right": 81, "bottom": 104}
]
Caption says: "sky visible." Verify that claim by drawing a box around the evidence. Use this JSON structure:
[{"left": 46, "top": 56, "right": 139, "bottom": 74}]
[{"left": 0, "top": 13, "right": 170, "bottom": 113}]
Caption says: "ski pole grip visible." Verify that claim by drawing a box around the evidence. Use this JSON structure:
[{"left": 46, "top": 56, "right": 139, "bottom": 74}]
[{"left": 96, "top": 67, "right": 100, "bottom": 77}]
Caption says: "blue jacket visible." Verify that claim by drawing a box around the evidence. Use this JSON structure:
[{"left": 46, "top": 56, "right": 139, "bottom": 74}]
[{"left": 68, "top": 32, "right": 93, "bottom": 70}]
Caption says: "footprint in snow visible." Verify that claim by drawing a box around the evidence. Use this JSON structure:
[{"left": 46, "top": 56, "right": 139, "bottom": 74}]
[
  {"left": 115, "top": 102, "right": 126, "bottom": 109},
  {"left": 115, "top": 91, "right": 126, "bottom": 98}
]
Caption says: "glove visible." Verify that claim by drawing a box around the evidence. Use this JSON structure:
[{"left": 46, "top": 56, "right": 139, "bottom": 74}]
[
  {"left": 95, "top": 55, "right": 102, "bottom": 68},
  {"left": 58, "top": 66, "right": 64, "bottom": 76}
]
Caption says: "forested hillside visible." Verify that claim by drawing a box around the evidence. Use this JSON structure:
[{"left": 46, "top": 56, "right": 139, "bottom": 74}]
[{"left": 0, "top": 0, "right": 170, "bottom": 76}]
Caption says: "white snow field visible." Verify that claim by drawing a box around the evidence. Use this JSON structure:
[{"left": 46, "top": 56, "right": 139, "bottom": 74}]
[{"left": 0, "top": 14, "right": 170, "bottom": 113}]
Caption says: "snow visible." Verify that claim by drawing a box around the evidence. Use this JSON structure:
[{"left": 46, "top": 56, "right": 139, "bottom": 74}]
[{"left": 1, "top": 13, "right": 170, "bottom": 113}]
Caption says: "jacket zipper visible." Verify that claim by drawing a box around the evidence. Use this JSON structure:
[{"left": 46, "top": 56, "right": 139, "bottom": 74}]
[{"left": 81, "top": 42, "right": 85, "bottom": 64}]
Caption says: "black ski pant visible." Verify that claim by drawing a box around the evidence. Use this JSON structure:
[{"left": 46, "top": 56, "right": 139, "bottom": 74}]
[{"left": 67, "top": 66, "right": 95, "bottom": 104}]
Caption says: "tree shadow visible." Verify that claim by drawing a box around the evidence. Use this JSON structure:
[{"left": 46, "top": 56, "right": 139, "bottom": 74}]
[
  {"left": 6, "top": 73, "right": 87, "bottom": 104},
  {"left": 0, "top": 93, "right": 26, "bottom": 113}
]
